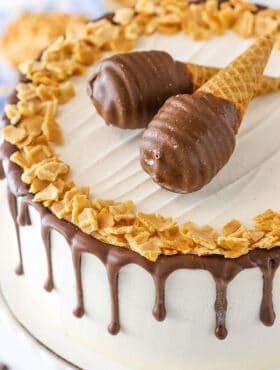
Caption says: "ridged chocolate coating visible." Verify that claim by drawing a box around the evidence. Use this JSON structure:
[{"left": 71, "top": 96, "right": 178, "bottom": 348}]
[
  {"left": 140, "top": 91, "right": 242, "bottom": 193},
  {"left": 87, "top": 51, "right": 193, "bottom": 129}
]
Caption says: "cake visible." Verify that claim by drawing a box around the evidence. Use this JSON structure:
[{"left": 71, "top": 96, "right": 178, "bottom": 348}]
[{"left": 0, "top": 1, "right": 280, "bottom": 369}]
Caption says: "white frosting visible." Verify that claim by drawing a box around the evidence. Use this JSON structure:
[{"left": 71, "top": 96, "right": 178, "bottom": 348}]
[
  {"left": 55, "top": 31, "right": 280, "bottom": 230},
  {"left": 0, "top": 30, "right": 280, "bottom": 370},
  {"left": 1, "top": 180, "right": 280, "bottom": 370}
]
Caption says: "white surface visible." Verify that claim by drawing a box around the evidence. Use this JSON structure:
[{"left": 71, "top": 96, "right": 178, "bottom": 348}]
[
  {"left": 56, "top": 31, "right": 280, "bottom": 230},
  {"left": 0, "top": 287, "right": 76, "bottom": 370}
]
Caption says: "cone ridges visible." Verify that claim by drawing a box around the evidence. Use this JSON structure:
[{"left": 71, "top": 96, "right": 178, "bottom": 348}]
[
  {"left": 198, "top": 32, "right": 275, "bottom": 115},
  {"left": 187, "top": 63, "right": 280, "bottom": 97}
]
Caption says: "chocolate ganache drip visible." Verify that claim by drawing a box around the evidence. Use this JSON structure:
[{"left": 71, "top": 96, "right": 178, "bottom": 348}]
[
  {"left": 87, "top": 51, "right": 192, "bottom": 129},
  {"left": 1, "top": 30, "right": 280, "bottom": 342},
  {"left": 0, "top": 160, "right": 4, "bottom": 180},
  {"left": 9, "top": 186, "right": 280, "bottom": 340}
]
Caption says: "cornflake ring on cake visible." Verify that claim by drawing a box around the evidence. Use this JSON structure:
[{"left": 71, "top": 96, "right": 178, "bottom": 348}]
[
  {"left": 1, "top": 0, "right": 280, "bottom": 262},
  {"left": 0, "top": 0, "right": 280, "bottom": 340}
]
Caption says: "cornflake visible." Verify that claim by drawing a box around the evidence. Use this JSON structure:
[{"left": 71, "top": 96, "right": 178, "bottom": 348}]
[
  {"left": 73, "top": 42, "right": 100, "bottom": 65},
  {"left": 71, "top": 194, "right": 92, "bottom": 223},
  {"left": 19, "top": 65, "right": 36, "bottom": 82},
  {"left": 217, "top": 236, "right": 249, "bottom": 256},
  {"left": 222, "top": 219, "right": 242, "bottom": 236},
  {"left": 104, "top": 225, "right": 134, "bottom": 235},
  {"left": 180, "top": 222, "right": 218, "bottom": 248},
  {"left": 20, "top": 115, "right": 43, "bottom": 136},
  {"left": 126, "top": 230, "right": 161, "bottom": 261},
  {"left": 233, "top": 11, "right": 254, "bottom": 38},
  {"left": 41, "top": 101, "right": 62, "bottom": 144},
  {"left": 161, "top": 238, "right": 194, "bottom": 254},
  {"left": 136, "top": 0, "right": 159, "bottom": 15},
  {"left": 86, "top": 20, "right": 120, "bottom": 49},
  {"left": 50, "top": 200, "right": 71, "bottom": 219},
  {"left": 30, "top": 178, "right": 50, "bottom": 193},
  {"left": 34, "top": 183, "right": 60, "bottom": 202},
  {"left": 253, "top": 234, "right": 280, "bottom": 249},
  {"left": 4, "top": 104, "right": 21, "bottom": 125},
  {"left": 78, "top": 208, "right": 98, "bottom": 233},
  {"left": 114, "top": 8, "right": 135, "bottom": 26},
  {"left": 187, "top": 229, "right": 217, "bottom": 250},
  {"left": 24, "top": 144, "right": 54, "bottom": 165},
  {"left": 17, "top": 101, "right": 39, "bottom": 117},
  {"left": 136, "top": 212, "right": 177, "bottom": 233},
  {"left": 161, "top": 248, "right": 178, "bottom": 256},
  {"left": 254, "top": 209, "right": 278, "bottom": 223},
  {"left": 2, "top": 125, "right": 27, "bottom": 144},
  {"left": 97, "top": 208, "right": 115, "bottom": 230},
  {"left": 34, "top": 159, "right": 69, "bottom": 182},
  {"left": 63, "top": 187, "right": 82, "bottom": 211},
  {"left": 92, "top": 199, "right": 115, "bottom": 212},
  {"left": 101, "top": 232, "right": 129, "bottom": 248},
  {"left": 109, "top": 200, "right": 135, "bottom": 222},
  {"left": 194, "top": 245, "right": 222, "bottom": 257},
  {"left": 16, "top": 82, "right": 37, "bottom": 101},
  {"left": 10, "top": 151, "right": 28, "bottom": 169},
  {"left": 244, "top": 230, "right": 265, "bottom": 244}
]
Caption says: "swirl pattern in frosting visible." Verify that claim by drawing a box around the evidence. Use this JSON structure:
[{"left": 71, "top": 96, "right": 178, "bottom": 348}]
[
  {"left": 87, "top": 50, "right": 193, "bottom": 129},
  {"left": 140, "top": 91, "right": 242, "bottom": 193}
]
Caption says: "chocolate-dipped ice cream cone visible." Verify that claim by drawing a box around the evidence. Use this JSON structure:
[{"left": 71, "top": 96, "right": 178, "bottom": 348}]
[
  {"left": 140, "top": 32, "right": 275, "bottom": 193},
  {"left": 88, "top": 49, "right": 280, "bottom": 129}
]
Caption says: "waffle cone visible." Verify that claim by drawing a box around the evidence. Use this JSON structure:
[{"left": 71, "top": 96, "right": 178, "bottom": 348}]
[
  {"left": 197, "top": 32, "right": 275, "bottom": 115},
  {"left": 256, "top": 75, "right": 280, "bottom": 96},
  {"left": 186, "top": 64, "right": 220, "bottom": 91},
  {"left": 186, "top": 63, "right": 280, "bottom": 97}
]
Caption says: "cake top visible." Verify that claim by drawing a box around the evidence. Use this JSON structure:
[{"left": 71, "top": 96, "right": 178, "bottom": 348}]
[{"left": 1, "top": 0, "right": 280, "bottom": 262}]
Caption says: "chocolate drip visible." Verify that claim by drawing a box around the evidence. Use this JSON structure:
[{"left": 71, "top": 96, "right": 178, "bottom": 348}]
[
  {"left": 206, "top": 256, "right": 244, "bottom": 339},
  {"left": 41, "top": 224, "right": 54, "bottom": 292},
  {"left": 92, "top": 12, "right": 116, "bottom": 24},
  {"left": 107, "top": 261, "right": 120, "bottom": 335},
  {"left": 7, "top": 187, "right": 24, "bottom": 275},
  {"left": 214, "top": 280, "right": 228, "bottom": 339},
  {"left": 18, "top": 198, "right": 31, "bottom": 226},
  {"left": 72, "top": 248, "right": 84, "bottom": 318},
  {"left": 261, "top": 259, "right": 276, "bottom": 326},
  {"left": 0, "top": 160, "right": 4, "bottom": 180},
  {"left": 153, "top": 272, "right": 167, "bottom": 322},
  {"left": 5, "top": 188, "right": 280, "bottom": 340},
  {"left": 2, "top": 63, "right": 280, "bottom": 341},
  {"left": 0, "top": 141, "right": 28, "bottom": 196},
  {"left": 251, "top": 252, "right": 280, "bottom": 326}
]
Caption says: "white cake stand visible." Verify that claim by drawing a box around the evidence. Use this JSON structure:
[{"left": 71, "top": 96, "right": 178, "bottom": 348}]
[{"left": 0, "top": 285, "right": 76, "bottom": 370}]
